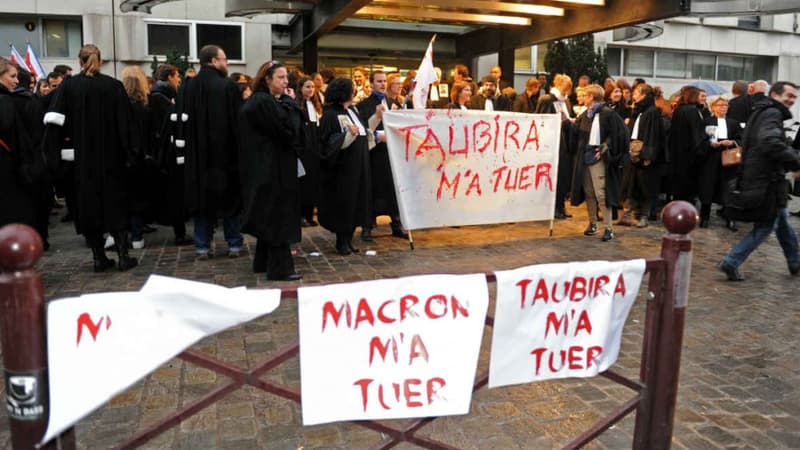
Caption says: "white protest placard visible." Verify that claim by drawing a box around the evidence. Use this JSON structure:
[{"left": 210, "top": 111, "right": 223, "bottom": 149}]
[
  {"left": 489, "top": 260, "right": 646, "bottom": 388},
  {"left": 298, "top": 274, "right": 489, "bottom": 426},
  {"left": 382, "top": 109, "right": 561, "bottom": 230},
  {"left": 40, "top": 276, "right": 281, "bottom": 445}
]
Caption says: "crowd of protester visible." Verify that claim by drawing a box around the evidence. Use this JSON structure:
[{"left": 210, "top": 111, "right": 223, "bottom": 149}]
[{"left": 1, "top": 43, "right": 798, "bottom": 282}]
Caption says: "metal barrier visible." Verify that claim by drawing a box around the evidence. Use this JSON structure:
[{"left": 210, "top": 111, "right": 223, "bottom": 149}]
[{"left": 0, "top": 201, "right": 698, "bottom": 450}]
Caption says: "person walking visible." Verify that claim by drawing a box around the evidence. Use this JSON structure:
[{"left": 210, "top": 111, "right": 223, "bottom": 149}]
[
  {"left": 238, "top": 61, "right": 303, "bottom": 281},
  {"left": 175, "top": 44, "right": 244, "bottom": 259},
  {"left": 719, "top": 81, "right": 800, "bottom": 281},
  {"left": 44, "top": 44, "right": 137, "bottom": 271}
]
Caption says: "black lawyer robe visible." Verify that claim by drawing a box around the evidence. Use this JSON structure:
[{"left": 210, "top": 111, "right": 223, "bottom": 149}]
[
  {"left": 0, "top": 87, "right": 36, "bottom": 228},
  {"left": 46, "top": 73, "right": 132, "bottom": 235},
  {"left": 668, "top": 104, "right": 708, "bottom": 200},
  {"left": 697, "top": 116, "right": 742, "bottom": 205},
  {"left": 621, "top": 99, "right": 665, "bottom": 203},
  {"left": 149, "top": 82, "right": 187, "bottom": 227},
  {"left": 317, "top": 103, "right": 371, "bottom": 234},
  {"left": 176, "top": 66, "right": 242, "bottom": 217},
  {"left": 358, "top": 93, "right": 400, "bottom": 218},
  {"left": 570, "top": 106, "right": 630, "bottom": 209},
  {"left": 238, "top": 92, "right": 302, "bottom": 244},
  {"left": 298, "top": 101, "right": 321, "bottom": 221}
]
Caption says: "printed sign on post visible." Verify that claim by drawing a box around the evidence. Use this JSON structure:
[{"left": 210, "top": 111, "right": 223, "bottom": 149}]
[
  {"left": 298, "top": 274, "right": 489, "bottom": 426},
  {"left": 489, "top": 260, "right": 646, "bottom": 388},
  {"left": 382, "top": 109, "right": 561, "bottom": 230}
]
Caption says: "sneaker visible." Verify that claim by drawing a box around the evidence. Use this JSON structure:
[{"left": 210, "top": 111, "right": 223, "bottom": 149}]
[
  {"left": 583, "top": 223, "right": 598, "bottom": 236},
  {"left": 132, "top": 239, "right": 145, "bottom": 249},
  {"left": 601, "top": 228, "right": 615, "bottom": 242},
  {"left": 227, "top": 248, "right": 241, "bottom": 258},
  {"left": 636, "top": 217, "right": 649, "bottom": 228},
  {"left": 718, "top": 261, "right": 744, "bottom": 281},
  {"left": 104, "top": 235, "right": 116, "bottom": 250}
]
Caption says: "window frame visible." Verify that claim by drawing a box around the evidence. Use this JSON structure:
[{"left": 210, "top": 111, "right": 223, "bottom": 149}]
[{"left": 144, "top": 18, "right": 247, "bottom": 64}]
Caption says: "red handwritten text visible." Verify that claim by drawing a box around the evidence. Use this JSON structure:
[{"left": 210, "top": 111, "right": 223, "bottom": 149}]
[
  {"left": 321, "top": 294, "right": 469, "bottom": 332},
  {"left": 76, "top": 313, "right": 112, "bottom": 346}
]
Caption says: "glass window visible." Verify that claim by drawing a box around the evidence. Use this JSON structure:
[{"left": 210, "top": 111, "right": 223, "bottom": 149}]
[
  {"left": 689, "top": 54, "right": 715, "bottom": 80},
  {"left": 606, "top": 47, "right": 621, "bottom": 76},
  {"left": 196, "top": 24, "right": 242, "bottom": 61},
  {"left": 623, "top": 49, "right": 653, "bottom": 77},
  {"left": 752, "top": 56, "right": 774, "bottom": 82},
  {"left": 717, "top": 55, "right": 747, "bottom": 81},
  {"left": 43, "top": 19, "right": 82, "bottom": 58},
  {"left": 514, "top": 47, "right": 531, "bottom": 70},
  {"left": 656, "top": 51, "right": 687, "bottom": 78},
  {"left": 737, "top": 16, "right": 760, "bottom": 30},
  {"left": 147, "top": 23, "right": 190, "bottom": 56}
]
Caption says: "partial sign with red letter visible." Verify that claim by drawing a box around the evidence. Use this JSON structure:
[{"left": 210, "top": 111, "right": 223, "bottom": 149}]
[
  {"left": 40, "top": 276, "right": 281, "bottom": 446},
  {"left": 382, "top": 109, "right": 561, "bottom": 230},
  {"left": 298, "top": 274, "right": 489, "bottom": 426},
  {"left": 489, "top": 260, "right": 646, "bottom": 388}
]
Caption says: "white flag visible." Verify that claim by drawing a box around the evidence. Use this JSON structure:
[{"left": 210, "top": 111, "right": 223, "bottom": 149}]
[
  {"left": 412, "top": 36, "right": 438, "bottom": 110},
  {"left": 40, "top": 275, "right": 281, "bottom": 445}
]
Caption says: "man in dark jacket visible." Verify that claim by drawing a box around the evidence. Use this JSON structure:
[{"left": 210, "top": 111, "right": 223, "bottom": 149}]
[
  {"left": 176, "top": 45, "right": 243, "bottom": 259},
  {"left": 719, "top": 81, "right": 800, "bottom": 281},
  {"left": 726, "top": 80, "right": 751, "bottom": 126},
  {"left": 469, "top": 75, "right": 511, "bottom": 111},
  {"left": 512, "top": 77, "right": 540, "bottom": 114}
]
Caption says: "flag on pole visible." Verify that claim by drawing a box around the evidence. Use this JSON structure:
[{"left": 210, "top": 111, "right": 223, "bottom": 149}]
[
  {"left": 9, "top": 44, "right": 26, "bottom": 68},
  {"left": 25, "top": 43, "right": 46, "bottom": 80},
  {"left": 412, "top": 35, "right": 439, "bottom": 110}
]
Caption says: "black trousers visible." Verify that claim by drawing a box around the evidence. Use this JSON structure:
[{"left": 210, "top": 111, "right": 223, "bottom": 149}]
[{"left": 254, "top": 239, "right": 294, "bottom": 278}]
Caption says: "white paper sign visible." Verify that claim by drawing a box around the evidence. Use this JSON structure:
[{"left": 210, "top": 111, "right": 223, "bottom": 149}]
[
  {"left": 40, "top": 276, "right": 281, "bottom": 445},
  {"left": 489, "top": 260, "right": 646, "bottom": 388},
  {"left": 382, "top": 109, "right": 561, "bottom": 230},
  {"left": 297, "top": 274, "right": 489, "bottom": 426}
]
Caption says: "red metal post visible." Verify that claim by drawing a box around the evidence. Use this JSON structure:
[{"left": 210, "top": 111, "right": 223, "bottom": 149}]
[
  {"left": 647, "top": 201, "right": 697, "bottom": 449},
  {"left": 0, "top": 224, "right": 56, "bottom": 449}
]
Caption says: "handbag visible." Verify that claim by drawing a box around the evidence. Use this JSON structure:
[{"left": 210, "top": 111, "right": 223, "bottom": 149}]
[
  {"left": 721, "top": 144, "right": 742, "bottom": 167},
  {"left": 629, "top": 139, "right": 644, "bottom": 164}
]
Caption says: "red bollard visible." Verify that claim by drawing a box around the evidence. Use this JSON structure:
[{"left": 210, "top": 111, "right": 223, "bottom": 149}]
[
  {"left": 648, "top": 201, "right": 697, "bottom": 449},
  {"left": 0, "top": 224, "right": 55, "bottom": 450}
]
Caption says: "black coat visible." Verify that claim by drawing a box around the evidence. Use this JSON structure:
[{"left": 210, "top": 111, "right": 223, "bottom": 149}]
[
  {"left": 621, "top": 98, "right": 666, "bottom": 203},
  {"left": 298, "top": 100, "right": 321, "bottom": 216},
  {"left": 238, "top": 92, "right": 302, "bottom": 244},
  {"left": 668, "top": 104, "right": 708, "bottom": 199},
  {"left": 727, "top": 95, "right": 752, "bottom": 125},
  {"left": 570, "top": 105, "right": 630, "bottom": 209},
  {"left": 469, "top": 93, "right": 511, "bottom": 111},
  {"left": 176, "top": 66, "right": 242, "bottom": 217},
  {"left": 359, "top": 93, "right": 400, "bottom": 217},
  {"left": 149, "top": 82, "right": 187, "bottom": 226},
  {"left": 735, "top": 96, "right": 800, "bottom": 216},
  {"left": 512, "top": 91, "right": 539, "bottom": 114},
  {"left": 536, "top": 95, "right": 575, "bottom": 205},
  {"left": 0, "top": 87, "right": 36, "bottom": 228},
  {"left": 317, "top": 103, "right": 371, "bottom": 233},
  {"left": 46, "top": 73, "right": 132, "bottom": 234},
  {"left": 126, "top": 99, "right": 157, "bottom": 218}
]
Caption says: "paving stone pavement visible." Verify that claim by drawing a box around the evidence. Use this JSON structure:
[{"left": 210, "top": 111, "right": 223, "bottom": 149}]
[{"left": 1, "top": 201, "right": 798, "bottom": 450}]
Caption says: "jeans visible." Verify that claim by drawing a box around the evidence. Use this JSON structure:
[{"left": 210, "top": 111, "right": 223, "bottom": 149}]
[
  {"left": 722, "top": 208, "right": 800, "bottom": 269},
  {"left": 193, "top": 214, "right": 243, "bottom": 255}
]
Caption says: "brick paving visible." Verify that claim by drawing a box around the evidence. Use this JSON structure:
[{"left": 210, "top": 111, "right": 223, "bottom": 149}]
[{"left": 1, "top": 200, "right": 799, "bottom": 449}]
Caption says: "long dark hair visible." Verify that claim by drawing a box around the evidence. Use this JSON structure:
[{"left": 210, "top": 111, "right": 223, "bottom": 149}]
[
  {"left": 297, "top": 76, "right": 322, "bottom": 116},
  {"left": 251, "top": 61, "right": 286, "bottom": 94}
]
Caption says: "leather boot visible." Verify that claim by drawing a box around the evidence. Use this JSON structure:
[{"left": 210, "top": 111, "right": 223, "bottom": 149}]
[
  {"left": 114, "top": 231, "right": 138, "bottom": 271},
  {"left": 336, "top": 233, "right": 351, "bottom": 255},
  {"left": 390, "top": 218, "right": 409, "bottom": 239},
  {"left": 88, "top": 233, "right": 115, "bottom": 272}
]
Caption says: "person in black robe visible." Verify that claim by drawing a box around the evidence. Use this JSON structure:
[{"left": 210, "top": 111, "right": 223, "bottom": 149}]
[
  {"left": 620, "top": 83, "right": 665, "bottom": 228},
  {"left": 7, "top": 66, "right": 49, "bottom": 247},
  {"left": 358, "top": 70, "right": 408, "bottom": 242},
  {"left": 174, "top": 45, "right": 243, "bottom": 259},
  {"left": 238, "top": 62, "right": 303, "bottom": 281},
  {"left": 668, "top": 86, "right": 709, "bottom": 202},
  {"left": 727, "top": 80, "right": 752, "bottom": 126},
  {"left": 297, "top": 76, "right": 322, "bottom": 227},
  {"left": 535, "top": 93, "right": 574, "bottom": 219},
  {"left": 0, "top": 60, "right": 37, "bottom": 231},
  {"left": 697, "top": 97, "right": 742, "bottom": 229},
  {"left": 570, "top": 84, "right": 630, "bottom": 241},
  {"left": 149, "top": 64, "right": 192, "bottom": 245},
  {"left": 512, "top": 78, "right": 540, "bottom": 113},
  {"left": 44, "top": 45, "right": 137, "bottom": 271},
  {"left": 317, "top": 78, "right": 371, "bottom": 255}
]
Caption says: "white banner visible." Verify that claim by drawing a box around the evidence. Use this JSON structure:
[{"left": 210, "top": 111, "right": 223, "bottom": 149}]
[
  {"left": 298, "top": 274, "right": 489, "bottom": 426},
  {"left": 489, "top": 260, "right": 646, "bottom": 388},
  {"left": 40, "top": 276, "right": 281, "bottom": 445},
  {"left": 382, "top": 110, "right": 561, "bottom": 230}
]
